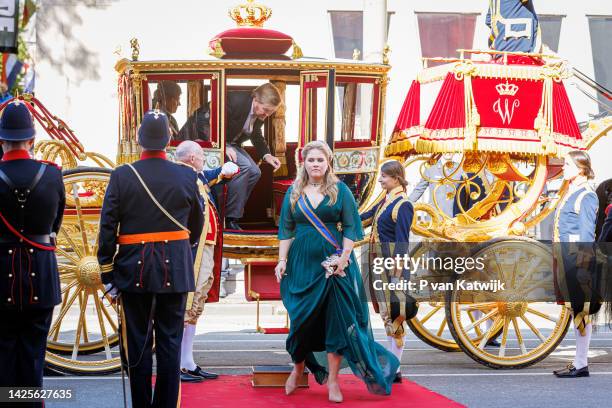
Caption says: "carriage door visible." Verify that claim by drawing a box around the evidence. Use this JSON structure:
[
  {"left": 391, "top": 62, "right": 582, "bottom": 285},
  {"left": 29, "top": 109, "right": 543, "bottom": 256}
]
[{"left": 299, "top": 69, "right": 336, "bottom": 151}]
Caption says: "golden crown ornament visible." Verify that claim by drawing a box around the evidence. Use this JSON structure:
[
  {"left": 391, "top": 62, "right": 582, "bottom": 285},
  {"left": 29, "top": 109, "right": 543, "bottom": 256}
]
[
  {"left": 228, "top": 0, "right": 272, "bottom": 27},
  {"left": 496, "top": 81, "right": 519, "bottom": 96}
]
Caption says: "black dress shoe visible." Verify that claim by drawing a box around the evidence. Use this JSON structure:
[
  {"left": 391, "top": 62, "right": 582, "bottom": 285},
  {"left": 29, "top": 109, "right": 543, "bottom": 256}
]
[
  {"left": 554, "top": 364, "right": 589, "bottom": 378},
  {"left": 188, "top": 366, "right": 219, "bottom": 380},
  {"left": 486, "top": 339, "right": 501, "bottom": 347},
  {"left": 180, "top": 369, "right": 204, "bottom": 383},
  {"left": 225, "top": 218, "right": 242, "bottom": 230},
  {"left": 393, "top": 372, "right": 403, "bottom": 383}
]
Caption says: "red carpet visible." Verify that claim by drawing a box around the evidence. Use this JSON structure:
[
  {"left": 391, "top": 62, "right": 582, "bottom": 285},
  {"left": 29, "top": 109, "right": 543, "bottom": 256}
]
[{"left": 180, "top": 375, "right": 464, "bottom": 408}]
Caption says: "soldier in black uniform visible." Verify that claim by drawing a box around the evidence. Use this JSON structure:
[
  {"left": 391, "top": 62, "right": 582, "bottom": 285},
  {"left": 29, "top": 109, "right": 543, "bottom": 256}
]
[
  {"left": 0, "top": 101, "right": 65, "bottom": 407},
  {"left": 97, "top": 110, "right": 203, "bottom": 407}
]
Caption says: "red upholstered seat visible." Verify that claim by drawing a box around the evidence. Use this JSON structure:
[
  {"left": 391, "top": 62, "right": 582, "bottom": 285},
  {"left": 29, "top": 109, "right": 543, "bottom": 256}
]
[
  {"left": 210, "top": 27, "right": 293, "bottom": 58},
  {"left": 244, "top": 262, "right": 280, "bottom": 301},
  {"left": 272, "top": 179, "right": 294, "bottom": 220}
]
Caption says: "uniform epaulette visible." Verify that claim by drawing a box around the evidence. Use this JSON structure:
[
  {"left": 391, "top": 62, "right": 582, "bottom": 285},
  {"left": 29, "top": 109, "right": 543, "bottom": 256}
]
[
  {"left": 574, "top": 187, "right": 597, "bottom": 214},
  {"left": 39, "top": 160, "right": 61, "bottom": 169},
  {"left": 391, "top": 197, "right": 411, "bottom": 223}
]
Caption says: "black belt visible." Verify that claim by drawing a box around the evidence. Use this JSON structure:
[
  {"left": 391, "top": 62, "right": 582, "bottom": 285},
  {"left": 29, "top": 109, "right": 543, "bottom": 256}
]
[{"left": 0, "top": 234, "right": 52, "bottom": 244}]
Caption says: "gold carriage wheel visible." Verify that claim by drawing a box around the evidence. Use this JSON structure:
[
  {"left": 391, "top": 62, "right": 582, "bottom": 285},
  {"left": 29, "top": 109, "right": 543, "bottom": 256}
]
[
  {"left": 445, "top": 238, "right": 571, "bottom": 369},
  {"left": 408, "top": 301, "right": 461, "bottom": 352},
  {"left": 406, "top": 242, "right": 501, "bottom": 352},
  {"left": 45, "top": 167, "right": 121, "bottom": 375}
]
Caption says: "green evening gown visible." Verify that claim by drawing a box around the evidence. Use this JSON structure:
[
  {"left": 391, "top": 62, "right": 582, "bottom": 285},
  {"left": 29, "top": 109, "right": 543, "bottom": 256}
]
[{"left": 278, "top": 182, "right": 399, "bottom": 395}]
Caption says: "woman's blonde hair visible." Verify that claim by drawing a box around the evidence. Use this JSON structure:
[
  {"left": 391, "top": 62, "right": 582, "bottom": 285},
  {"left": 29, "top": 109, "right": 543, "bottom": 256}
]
[
  {"left": 568, "top": 150, "right": 595, "bottom": 180},
  {"left": 290, "top": 140, "right": 339, "bottom": 209}
]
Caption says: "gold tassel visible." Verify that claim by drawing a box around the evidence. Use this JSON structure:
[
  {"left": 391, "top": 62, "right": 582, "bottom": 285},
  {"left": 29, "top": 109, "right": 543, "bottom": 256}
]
[
  {"left": 208, "top": 40, "right": 225, "bottom": 58},
  {"left": 291, "top": 41, "right": 303, "bottom": 59}
]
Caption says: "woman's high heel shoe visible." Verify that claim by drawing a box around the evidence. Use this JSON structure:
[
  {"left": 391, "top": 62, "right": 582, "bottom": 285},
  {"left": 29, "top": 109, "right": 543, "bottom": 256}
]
[
  {"left": 328, "top": 382, "right": 343, "bottom": 403},
  {"left": 285, "top": 370, "right": 299, "bottom": 395}
]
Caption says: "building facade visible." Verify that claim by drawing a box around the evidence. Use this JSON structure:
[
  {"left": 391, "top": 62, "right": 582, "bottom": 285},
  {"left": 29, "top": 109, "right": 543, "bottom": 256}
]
[{"left": 34, "top": 0, "right": 611, "bottom": 181}]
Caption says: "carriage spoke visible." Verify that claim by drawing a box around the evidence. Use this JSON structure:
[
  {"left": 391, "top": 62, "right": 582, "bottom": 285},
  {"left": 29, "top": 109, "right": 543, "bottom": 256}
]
[
  {"left": 491, "top": 256, "right": 506, "bottom": 283},
  {"left": 465, "top": 308, "right": 498, "bottom": 333},
  {"left": 514, "top": 258, "right": 543, "bottom": 292},
  {"left": 49, "top": 284, "right": 82, "bottom": 339},
  {"left": 510, "top": 259, "right": 519, "bottom": 288},
  {"left": 461, "top": 302, "right": 497, "bottom": 311},
  {"left": 71, "top": 288, "right": 90, "bottom": 360},
  {"left": 478, "top": 315, "right": 502, "bottom": 350},
  {"left": 92, "top": 226, "right": 101, "bottom": 258},
  {"left": 466, "top": 310, "right": 483, "bottom": 337},
  {"left": 52, "top": 283, "right": 75, "bottom": 341},
  {"left": 100, "top": 297, "right": 119, "bottom": 333},
  {"left": 419, "top": 305, "right": 442, "bottom": 325},
  {"left": 60, "top": 279, "right": 79, "bottom": 295},
  {"left": 526, "top": 307, "right": 558, "bottom": 323},
  {"left": 59, "top": 227, "right": 84, "bottom": 259},
  {"left": 436, "top": 318, "right": 447, "bottom": 337},
  {"left": 499, "top": 318, "right": 510, "bottom": 357},
  {"left": 512, "top": 317, "right": 527, "bottom": 354},
  {"left": 93, "top": 288, "right": 113, "bottom": 360},
  {"left": 58, "top": 272, "right": 78, "bottom": 281},
  {"left": 55, "top": 247, "right": 80, "bottom": 265},
  {"left": 520, "top": 315, "right": 546, "bottom": 342},
  {"left": 57, "top": 263, "right": 77, "bottom": 272},
  {"left": 71, "top": 183, "right": 91, "bottom": 256},
  {"left": 77, "top": 291, "right": 90, "bottom": 343}
]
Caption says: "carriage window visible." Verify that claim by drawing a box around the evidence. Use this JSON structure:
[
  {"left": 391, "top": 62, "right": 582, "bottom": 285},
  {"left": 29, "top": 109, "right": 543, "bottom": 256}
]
[
  {"left": 416, "top": 13, "right": 477, "bottom": 67},
  {"left": 588, "top": 16, "right": 612, "bottom": 114},
  {"left": 334, "top": 81, "right": 373, "bottom": 141},
  {"left": 311, "top": 86, "right": 328, "bottom": 142},
  {"left": 329, "top": 11, "right": 394, "bottom": 59},
  {"left": 539, "top": 15, "right": 563, "bottom": 52},
  {"left": 147, "top": 79, "right": 213, "bottom": 142},
  {"left": 285, "top": 84, "right": 299, "bottom": 143}
]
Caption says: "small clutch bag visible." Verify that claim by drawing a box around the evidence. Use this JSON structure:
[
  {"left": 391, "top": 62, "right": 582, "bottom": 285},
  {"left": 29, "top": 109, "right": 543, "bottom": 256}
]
[{"left": 322, "top": 254, "right": 349, "bottom": 278}]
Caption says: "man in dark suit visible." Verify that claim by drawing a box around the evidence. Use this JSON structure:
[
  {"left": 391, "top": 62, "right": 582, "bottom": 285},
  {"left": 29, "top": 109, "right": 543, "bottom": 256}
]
[
  {"left": 225, "top": 83, "right": 282, "bottom": 230},
  {"left": 0, "top": 101, "right": 65, "bottom": 408},
  {"left": 97, "top": 110, "right": 204, "bottom": 407}
]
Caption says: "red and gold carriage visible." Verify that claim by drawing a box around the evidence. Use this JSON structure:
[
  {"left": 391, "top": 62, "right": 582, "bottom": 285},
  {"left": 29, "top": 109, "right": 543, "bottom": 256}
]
[
  {"left": 379, "top": 50, "right": 610, "bottom": 367},
  {"left": 4, "top": 0, "right": 608, "bottom": 374},
  {"left": 31, "top": 0, "right": 391, "bottom": 374}
]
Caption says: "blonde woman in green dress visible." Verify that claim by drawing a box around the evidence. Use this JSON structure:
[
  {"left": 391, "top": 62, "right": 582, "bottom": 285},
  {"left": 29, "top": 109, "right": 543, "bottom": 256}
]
[{"left": 275, "top": 141, "right": 399, "bottom": 403}]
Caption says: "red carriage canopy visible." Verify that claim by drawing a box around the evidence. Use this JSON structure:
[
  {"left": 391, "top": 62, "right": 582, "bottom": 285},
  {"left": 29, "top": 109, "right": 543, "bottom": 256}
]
[{"left": 387, "top": 55, "right": 584, "bottom": 158}]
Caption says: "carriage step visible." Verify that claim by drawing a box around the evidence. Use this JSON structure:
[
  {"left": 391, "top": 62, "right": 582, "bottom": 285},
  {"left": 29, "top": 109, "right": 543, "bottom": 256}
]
[{"left": 251, "top": 365, "right": 309, "bottom": 388}]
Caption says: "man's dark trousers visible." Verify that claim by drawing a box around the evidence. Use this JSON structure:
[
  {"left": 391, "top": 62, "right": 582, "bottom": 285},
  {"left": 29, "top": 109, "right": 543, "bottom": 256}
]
[{"left": 121, "top": 292, "right": 186, "bottom": 408}]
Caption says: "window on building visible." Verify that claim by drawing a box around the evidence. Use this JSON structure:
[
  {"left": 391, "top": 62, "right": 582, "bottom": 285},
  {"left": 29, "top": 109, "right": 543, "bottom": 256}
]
[
  {"left": 416, "top": 13, "right": 478, "bottom": 66},
  {"left": 328, "top": 11, "right": 393, "bottom": 59},
  {"left": 539, "top": 15, "right": 563, "bottom": 52},
  {"left": 588, "top": 16, "right": 612, "bottom": 113},
  {"left": 329, "top": 11, "right": 363, "bottom": 60}
]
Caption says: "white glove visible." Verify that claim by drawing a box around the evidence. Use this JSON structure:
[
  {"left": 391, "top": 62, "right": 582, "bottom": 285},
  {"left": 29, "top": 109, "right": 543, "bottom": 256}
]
[
  {"left": 104, "top": 283, "right": 119, "bottom": 300},
  {"left": 220, "top": 161, "right": 240, "bottom": 177}
]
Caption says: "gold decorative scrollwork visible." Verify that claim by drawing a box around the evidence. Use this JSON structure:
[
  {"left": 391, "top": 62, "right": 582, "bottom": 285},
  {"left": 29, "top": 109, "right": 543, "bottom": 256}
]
[{"left": 34, "top": 140, "right": 78, "bottom": 169}]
